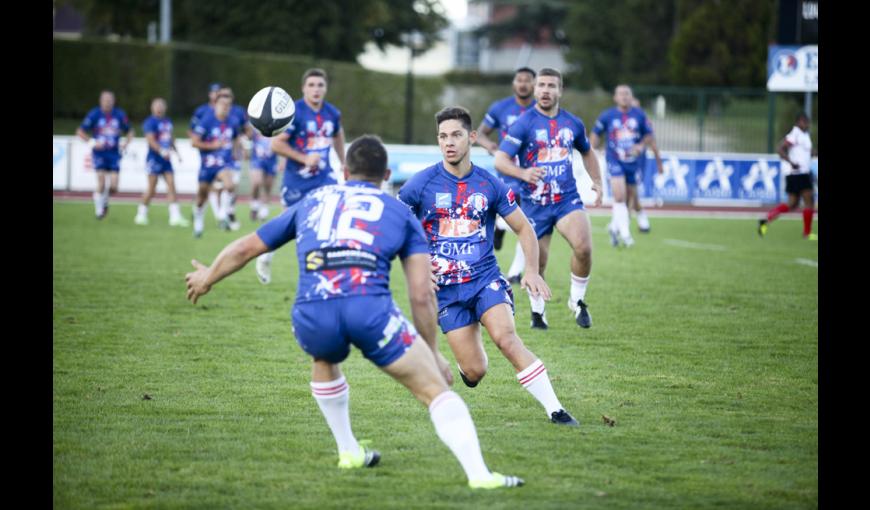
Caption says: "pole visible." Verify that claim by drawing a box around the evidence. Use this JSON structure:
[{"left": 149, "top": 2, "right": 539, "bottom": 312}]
[
  {"left": 804, "top": 91, "right": 812, "bottom": 120},
  {"left": 404, "top": 48, "right": 414, "bottom": 144},
  {"left": 160, "top": 0, "right": 171, "bottom": 44},
  {"left": 767, "top": 92, "right": 776, "bottom": 153}
]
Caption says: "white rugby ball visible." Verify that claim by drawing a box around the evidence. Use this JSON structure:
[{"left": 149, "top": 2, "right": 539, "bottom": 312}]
[{"left": 247, "top": 86, "right": 295, "bottom": 137}]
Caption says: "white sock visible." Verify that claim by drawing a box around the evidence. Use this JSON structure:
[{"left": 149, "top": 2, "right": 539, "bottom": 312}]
[
  {"left": 570, "top": 273, "right": 589, "bottom": 304},
  {"left": 528, "top": 289, "right": 546, "bottom": 314},
  {"left": 93, "top": 191, "right": 102, "bottom": 213},
  {"left": 220, "top": 190, "right": 235, "bottom": 219},
  {"left": 429, "top": 391, "right": 492, "bottom": 482},
  {"left": 137, "top": 204, "right": 148, "bottom": 217},
  {"left": 251, "top": 199, "right": 261, "bottom": 214},
  {"left": 507, "top": 240, "right": 525, "bottom": 278},
  {"left": 260, "top": 251, "right": 274, "bottom": 263},
  {"left": 516, "top": 359, "right": 563, "bottom": 416},
  {"left": 209, "top": 192, "right": 221, "bottom": 220},
  {"left": 311, "top": 376, "right": 359, "bottom": 455},
  {"left": 614, "top": 202, "right": 631, "bottom": 240},
  {"left": 169, "top": 202, "right": 181, "bottom": 220},
  {"left": 637, "top": 210, "right": 650, "bottom": 230}
]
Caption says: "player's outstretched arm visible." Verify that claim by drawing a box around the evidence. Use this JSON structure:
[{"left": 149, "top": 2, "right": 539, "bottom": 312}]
[
  {"left": 270, "top": 132, "right": 309, "bottom": 165},
  {"left": 185, "top": 233, "right": 270, "bottom": 304},
  {"left": 503, "top": 208, "right": 551, "bottom": 301},
  {"left": 401, "top": 253, "right": 453, "bottom": 385},
  {"left": 493, "top": 150, "right": 544, "bottom": 184},
  {"left": 475, "top": 123, "right": 498, "bottom": 154},
  {"left": 643, "top": 134, "right": 664, "bottom": 174},
  {"left": 581, "top": 150, "right": 604, "bottom": 207}
]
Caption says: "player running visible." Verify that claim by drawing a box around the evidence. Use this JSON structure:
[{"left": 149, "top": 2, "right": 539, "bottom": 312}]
[
  {"left": 248, "top": 129, "right": 281, "bottom": 222},
  {"left": 185, "top": 135, "right": 525, "bottom": 489}
]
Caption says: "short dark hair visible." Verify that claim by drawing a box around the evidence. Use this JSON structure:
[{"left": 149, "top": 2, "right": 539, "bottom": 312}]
[
  {"left": 796, "top": 112, "right": 809, "bottom": 123},
  {"left": 515, "top": 67, "right": 536, "bottom": 78},
  {"left": 435, "top": 106, "right": 473, "bottom": 133},
  {"left": 537, "top": 67, "right": 563, "bottom": 87},
  {"left": 302, "top": 68, "right": 328, "bottom": 86},
  {"left": 346, "top": 135, "right": 388, "bottom": 179}
]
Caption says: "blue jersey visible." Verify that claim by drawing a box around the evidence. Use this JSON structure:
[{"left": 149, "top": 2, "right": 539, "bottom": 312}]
[
  {"left": 251, "top": 131, "right": 276, "bottom": 166},
  {"left": 499, "top": 108, "right": 591, "bottom": 206},
  {"left": 190, "top": 103, "right": 212, "bottom": 130},
  {"left": 80, "top": 107, "right": 130, "bottom": 154},
  {"left": 592, "top": 107, "right": 653, "bottom": 165},
  {"left": 190, "top": 103, "right": 247, "bottom": 130},
  {"left": 483, "top": 96, "right": 535, "bottom": 190},
  {"left": 192, "top": 110, "right": 242, "bottom": 170},
  {"left": 257, "top": 181, "right": 429, "bottom": 304},
  {"left": 397, "top": 162, "right": 518, "bottom": 287},
  {"left": 281, "top": 100, "right": 342, "bottom": 192},
  {"left": 142, "top": 115, "right": 173, "bottom": 161}
]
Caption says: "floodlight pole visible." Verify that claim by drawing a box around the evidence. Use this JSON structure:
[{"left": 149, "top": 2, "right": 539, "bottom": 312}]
[{"left": 160, "top": 0, "right": 171, "bottom": 44}]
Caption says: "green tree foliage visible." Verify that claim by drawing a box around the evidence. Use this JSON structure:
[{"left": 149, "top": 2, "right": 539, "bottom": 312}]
[
  {"left": 62, "top": 0, "right": 448, "bottom": 61},
  {"left": 564, "top": 0, "right": 676, "bottom": 89},
  {"left": 667, "top": 0, "right": 776, "bottom": 86}
]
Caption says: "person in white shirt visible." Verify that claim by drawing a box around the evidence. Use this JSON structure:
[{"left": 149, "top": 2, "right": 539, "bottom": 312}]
[{"left": 758, "top": 113, "right": 817, "bottom": 240}]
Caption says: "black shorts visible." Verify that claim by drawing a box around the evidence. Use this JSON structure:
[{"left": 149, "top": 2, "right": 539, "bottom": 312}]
[{"left": 785, "top": 174, "right": 813, "bottom": 194}]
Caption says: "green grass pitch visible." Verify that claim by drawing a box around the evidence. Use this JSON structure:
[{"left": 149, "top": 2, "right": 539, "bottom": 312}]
[{"left": 53, "top": 200, "right": 817, "bottom": 509}]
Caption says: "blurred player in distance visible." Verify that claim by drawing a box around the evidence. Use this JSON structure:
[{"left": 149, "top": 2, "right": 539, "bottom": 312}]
[
  {"left": 189, "top": 93, "right": 243, "bottom": 237},
  {"left": 209, "top": 86, "right": 251, "bottom": 230},
  {"left": 590, "top": 85, "right": 661, "bottom": 246},
  {"left": 135, "top": 98, "right": 188, "bottom": 227},
  {"left": 76, "top": 90, "right": 133, "bottom": 220},
  {"left": 624, "top": 96, "right": 663, "bottom": 233},
  {"left": 494, "top": 68, "right": 603, "bottom": 329},
  {"left": 249, "top": 129, "right": 282, "bottom": 222},
  {"left": 185, "top": 134, "right": 524, "bottom": 489},
  {"left": 399, "top": 107, "right": 580, "bottom": 427},
  {"left": 759, "top": 112, "right": 817, "bottom": 240},
  {"left": 475, "top": 67, "right": 537, "bottom": 284},
  {"left": 257, "top": 68, "right": 347, "bottom": 284}
]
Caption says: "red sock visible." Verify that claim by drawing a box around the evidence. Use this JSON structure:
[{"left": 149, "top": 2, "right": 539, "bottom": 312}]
[
  {"left": 767, "top": 203, "right": 790, "bottom": 221},
  {"left": 802, "top": 208, "right": 814, "bottom": 236}
]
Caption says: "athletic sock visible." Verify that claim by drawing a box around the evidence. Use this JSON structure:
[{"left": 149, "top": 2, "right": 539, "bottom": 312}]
[
  {"left": 528, "top": 289, "right": 546, "bottom": 314},
  {"left": 802, "top": 208, "right": 814, "bottom": 236},
  {"left": 767, "top": 203, "right": 790, "bottom": 222},
  {"left": 516, "top": 359, "right": 564, "bottom": 416},
  {"left": 169, "top": 202, "right": 181, "bottom": 220},
  {"left": 507, "top": 240, "right": 525, "bottom": 278},
  {"left": 570, "top": 273, "right": 589, "bottom": 304},
  {"left": 311, "top": 376, "right": 359, "bottom": 455},
  {"left": 614, "top": 202, "right": 631, "bottom": 240},
  {"left": 429, "top": 391, "right": 492, "bottom": 482}
]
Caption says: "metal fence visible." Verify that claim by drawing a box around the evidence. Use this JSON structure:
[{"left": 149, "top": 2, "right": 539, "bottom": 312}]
[{"left": 632, "top": 86, "right": 817, "bottom": 154}]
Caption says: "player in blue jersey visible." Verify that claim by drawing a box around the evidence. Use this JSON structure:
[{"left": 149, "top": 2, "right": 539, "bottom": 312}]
[
  {"left": 134, "top": 98, "right": 188, "bottom": 228},
  {"left": 76, "top": 90, "right": 133, "bottom": 220},
  {"left": 399, "top": 107, "right": 579, "bottom": 427},
  {"left": 257, "top": 68, "right": 347, "bottom": 284},
  {"left": 494, "top": 68, "right": 603, "bottom": 330},
  {"left": 626, "top": 96, "right": 663, "bottom": 233},
  {"left": 248, "top": 130, "right": 281, "bottom": 222},
  {"left": 184, "top": 135, "right": 524, "bottom": 489},
  {"left": 189, "top": 82, "right": 222, "bottom": 135},
  {"left": 210, "top": 86, "right": 252, "bottom": 230},
  {"left": 190, "top": 93, "right": 243, "bottom": 237},
  {"left": 590, "top": 85, "right": 663, "bottom": 246},
  {"left": 475, "top": 67, "right": 537, "bottom": 285}
]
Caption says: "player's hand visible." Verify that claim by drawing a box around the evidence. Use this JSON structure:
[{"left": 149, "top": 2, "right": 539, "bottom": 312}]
[
  {"left": 435, "top": 351, "right": 454, "bottom": 386},
  {"left": 590, "top": 181, "right": 603, "bottom": 207},
  {"left": 656, "top": 161, "right": 663, "bottom": 175},
  {"left": 520, "top": 272, "right": 552, "bottom": 300},
  {"left": 305, "top": 153, "right": 321, "bottom": 170},
  {"left": 523, "top": 166, "right": 546, "bottom": 184},
  {"left": 430, "top": 270, "right": 440, "bottom": 293},
  {"left": 185, "top": 259, "right": 212, "bottom": 305}
]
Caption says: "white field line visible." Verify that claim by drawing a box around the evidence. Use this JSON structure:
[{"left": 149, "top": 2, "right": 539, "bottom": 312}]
[
  {"left": 662, "top": 238, "right": 728, "bottom": 251},
  {"left": 794, "top": 258, "right": 818, "bottom": 268}
]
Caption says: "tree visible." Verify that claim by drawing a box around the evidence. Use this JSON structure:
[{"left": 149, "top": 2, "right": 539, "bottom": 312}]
[
  {"left": 61, "top": 0, "right": 448, "bottom": 61},
  {"left": 668, "top": 0, "right": 776, "bottom": 87},
  {"left": 564, "top": 0, "right": 677, "bottom": 90}
]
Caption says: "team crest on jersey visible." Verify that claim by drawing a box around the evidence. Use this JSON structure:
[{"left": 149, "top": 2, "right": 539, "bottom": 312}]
[
  {"left": 435, "top": 193, "right": 452, "bottom": 208},
  {"left": 535, "top": 129, "right": 548, "bottom": 143},
  {"left": 506, "top": 188, "right": 517, "bottom": 206},
  {"left": 466, "top": 193, "right": 488, "bottom": 214}
]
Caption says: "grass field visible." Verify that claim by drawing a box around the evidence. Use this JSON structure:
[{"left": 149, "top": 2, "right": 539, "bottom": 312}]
[{"left": 53, "top": 201, "right": 818, "bottom": 509}]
